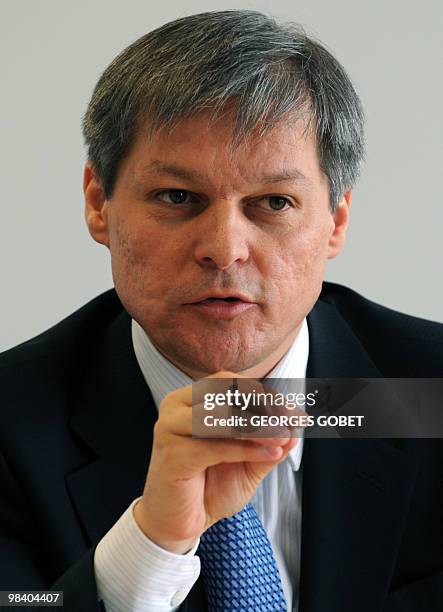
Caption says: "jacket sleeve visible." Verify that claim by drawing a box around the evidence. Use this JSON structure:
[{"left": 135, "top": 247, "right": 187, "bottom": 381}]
[{"left": 52, "top": 548, "right": 104, "bottom": 611}]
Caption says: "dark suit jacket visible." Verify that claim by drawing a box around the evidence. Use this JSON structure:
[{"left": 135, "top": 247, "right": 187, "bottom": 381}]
[{"left": 1, "top": 283, "right": 442, "bottom": 612}]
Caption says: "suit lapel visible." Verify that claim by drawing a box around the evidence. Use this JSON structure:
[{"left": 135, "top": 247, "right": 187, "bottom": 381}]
[
  {"left": 66, "top": 310, "right": 157, "bottom": 545},
  {"left": 299, "top": 300, "right": 418, "bottom": 612}
]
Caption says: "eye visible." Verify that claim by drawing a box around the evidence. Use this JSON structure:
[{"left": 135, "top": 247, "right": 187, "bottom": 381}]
[
  {"left": 253, "top": 195, "right": 293, "bottom": 212},
  {"left": 155, "top": 189, "right": 193, "bottom": 204}
]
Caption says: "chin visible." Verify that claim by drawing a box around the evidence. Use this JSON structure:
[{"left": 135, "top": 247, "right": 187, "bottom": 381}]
[
  {"left": 182, "top": 349, "right": 254, "bottom": 376},
  {"left": 164, "top": 333, "right": 263, "bottom": 377},
  {"left": 138, "top": 312, "right": 275, "bottom": 375}
]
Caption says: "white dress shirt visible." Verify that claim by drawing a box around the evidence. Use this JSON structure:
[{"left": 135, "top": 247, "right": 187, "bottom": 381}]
[{"left": 94, "top": 318, "right": 309, "bottom": 611}]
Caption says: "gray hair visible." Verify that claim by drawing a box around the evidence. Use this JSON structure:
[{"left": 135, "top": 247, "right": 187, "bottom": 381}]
[{"left": 83, "top": 10, "right": 365, "bottom": 210}]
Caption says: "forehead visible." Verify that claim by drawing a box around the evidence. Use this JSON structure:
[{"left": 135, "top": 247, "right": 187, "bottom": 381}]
[{"left": 120, "top": 110, "right": 324, "bottom": 189}]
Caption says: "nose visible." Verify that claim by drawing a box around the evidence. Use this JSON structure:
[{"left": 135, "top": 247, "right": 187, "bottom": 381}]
[{"left": 193, "top": 200, "right": 250, "bottom": 270}]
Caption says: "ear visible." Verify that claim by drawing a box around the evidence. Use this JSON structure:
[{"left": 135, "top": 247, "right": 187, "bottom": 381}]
[
  {"left": 327, "top": 190, "right": 351, "bottom": 259},
  {"left": 83, "top": 162, "right": 110, "bottom": 247}
]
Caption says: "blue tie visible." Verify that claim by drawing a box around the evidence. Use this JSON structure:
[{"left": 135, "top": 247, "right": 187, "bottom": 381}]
[{"left": 198, "top": 502, "right": 287, "bottom": 611}]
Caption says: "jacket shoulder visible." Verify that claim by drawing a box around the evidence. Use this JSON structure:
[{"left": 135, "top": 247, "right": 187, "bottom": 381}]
[
  {"left": 0, "top": 289, "right": 123, "bottom": 371},
  {"left": 0, "top": 289, "right": 125, "bottom": 447},
  {"left": 319, "top": 282, "right": 443, "bottom": 376}
]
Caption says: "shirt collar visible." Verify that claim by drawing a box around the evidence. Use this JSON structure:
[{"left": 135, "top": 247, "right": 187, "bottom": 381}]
[{"left": 131, "top": 319, "right": 309, "bottom": 472}]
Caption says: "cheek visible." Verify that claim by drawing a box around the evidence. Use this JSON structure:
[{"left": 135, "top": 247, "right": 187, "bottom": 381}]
[
  {"left": 109, "top": 218, "right": 193, "bottom": 327},
  {"left": 112, "top": 221, "right": 138, "bottom": 268},
  {"left": 263, "top": 220, "right": 331, "bottom": 303},
  {"left": 109, "top": 218, "right": 165, "bottom": 297}
]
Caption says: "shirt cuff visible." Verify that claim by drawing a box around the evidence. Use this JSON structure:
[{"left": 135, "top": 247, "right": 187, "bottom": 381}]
[{"left": 94, "top": 498, "right": 201, "bottom": 612}]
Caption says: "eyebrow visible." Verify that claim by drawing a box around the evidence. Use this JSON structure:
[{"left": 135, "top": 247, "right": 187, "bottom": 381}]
[
  {"left": 140, "top": 161, "right": 204, "bottom": 182},
  {"left": 139, "top": 160, "right": 312, "bottom": 186},
  {"left": 260, "top": 169, "right": 311, "bottom": 185}
]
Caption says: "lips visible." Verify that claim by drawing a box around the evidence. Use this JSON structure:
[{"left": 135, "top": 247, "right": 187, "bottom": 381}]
[
  {"left": 184, "top": 293, "right": 256, "bottom": 318},
  {"left": 198, "top": 297, "right": 243, "bottom": 303},
  {"left": 187, "top": 291, "right": 254, "bottom": 304}
]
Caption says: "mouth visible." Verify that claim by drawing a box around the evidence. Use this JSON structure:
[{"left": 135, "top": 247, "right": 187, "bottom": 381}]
[
  {"left": 184, "top": 294, "right": 256, "bottom": 319},
  {"left": 200, "top": 296, "right": 244, "bottom": 303}
]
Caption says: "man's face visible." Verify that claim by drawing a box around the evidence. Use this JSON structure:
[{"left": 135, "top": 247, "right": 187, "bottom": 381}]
[{"left": 85, "top": 112, "right": 349, "bottom": 378}]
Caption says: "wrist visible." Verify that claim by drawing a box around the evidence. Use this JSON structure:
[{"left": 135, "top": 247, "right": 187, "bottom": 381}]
[{"left": 133, "top": 500, "right": 198, "bottom": 554}]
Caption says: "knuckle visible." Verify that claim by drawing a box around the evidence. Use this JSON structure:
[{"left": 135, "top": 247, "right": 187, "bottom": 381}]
[
  {"left": 152, "top": 420, "right": 172, "bottom": 450},
  {"left": 159, "top": 394, "right": 174, "bottom": 412}
]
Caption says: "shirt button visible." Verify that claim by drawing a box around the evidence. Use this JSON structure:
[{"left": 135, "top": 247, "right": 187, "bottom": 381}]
[{"left": 170, "top": 591, "right": 188, "bottom": 607}]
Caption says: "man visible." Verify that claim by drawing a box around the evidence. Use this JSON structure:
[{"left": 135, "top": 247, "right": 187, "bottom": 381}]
[{"left": 0, "top": 10, "right": 442, "bottom": 612}]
